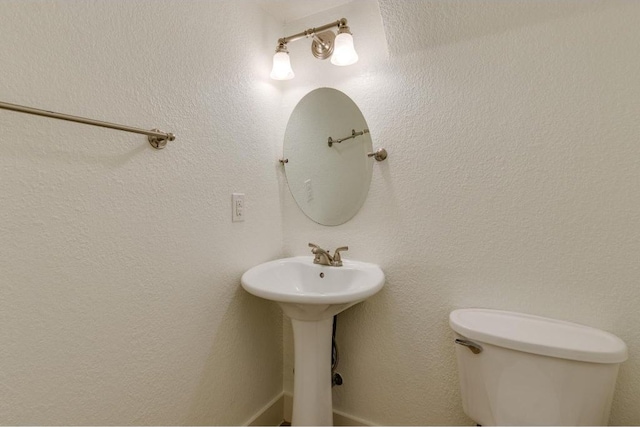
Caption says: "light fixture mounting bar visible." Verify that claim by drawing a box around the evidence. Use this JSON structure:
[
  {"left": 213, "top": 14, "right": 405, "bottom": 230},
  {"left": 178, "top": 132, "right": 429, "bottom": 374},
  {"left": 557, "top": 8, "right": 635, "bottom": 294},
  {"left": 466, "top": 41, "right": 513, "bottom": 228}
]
[
  {"left": 278, "top": 18, "right": 347, "bottom": 45},
  {"left": 270, "top": 17, "right": 356, "bottom": 80}
]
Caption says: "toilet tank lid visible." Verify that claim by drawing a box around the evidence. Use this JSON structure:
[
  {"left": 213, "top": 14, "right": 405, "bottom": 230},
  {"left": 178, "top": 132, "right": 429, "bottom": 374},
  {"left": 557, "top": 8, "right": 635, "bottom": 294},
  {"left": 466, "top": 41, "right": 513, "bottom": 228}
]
[{"left": 449, "top": 309, "right": 628, "bottom": 364}]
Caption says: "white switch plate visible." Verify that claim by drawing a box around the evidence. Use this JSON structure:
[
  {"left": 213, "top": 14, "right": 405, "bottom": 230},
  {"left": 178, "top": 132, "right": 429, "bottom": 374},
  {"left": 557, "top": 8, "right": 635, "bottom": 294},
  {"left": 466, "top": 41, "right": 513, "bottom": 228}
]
[{"left": 232, "top": 193, "right": 245, "bottom": 222}]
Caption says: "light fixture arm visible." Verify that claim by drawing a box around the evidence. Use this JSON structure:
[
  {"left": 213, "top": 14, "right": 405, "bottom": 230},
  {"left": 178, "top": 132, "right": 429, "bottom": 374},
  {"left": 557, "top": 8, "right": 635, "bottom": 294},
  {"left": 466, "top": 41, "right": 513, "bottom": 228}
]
[{"left": 278, "top": 18, "right": 348, "bottom": 45}]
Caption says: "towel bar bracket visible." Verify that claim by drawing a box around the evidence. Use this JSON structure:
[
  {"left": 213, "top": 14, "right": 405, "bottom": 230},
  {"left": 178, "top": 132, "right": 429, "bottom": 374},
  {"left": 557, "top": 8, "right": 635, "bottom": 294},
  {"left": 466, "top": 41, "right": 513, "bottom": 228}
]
[{"left": 148, "top": 129, "right": 175, "bottom": 149}]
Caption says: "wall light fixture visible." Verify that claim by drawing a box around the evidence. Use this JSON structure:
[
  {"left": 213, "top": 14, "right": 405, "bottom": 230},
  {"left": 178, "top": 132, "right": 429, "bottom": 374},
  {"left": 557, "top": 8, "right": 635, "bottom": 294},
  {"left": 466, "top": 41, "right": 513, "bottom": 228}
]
[{"left": 270, "top": 18, "right": 358, "bottom": 81}]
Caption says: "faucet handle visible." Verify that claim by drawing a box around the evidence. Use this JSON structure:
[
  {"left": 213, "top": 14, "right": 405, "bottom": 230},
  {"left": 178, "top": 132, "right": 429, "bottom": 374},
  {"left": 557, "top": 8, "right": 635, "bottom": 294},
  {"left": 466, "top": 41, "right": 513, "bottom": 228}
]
[
  {"left": 309, "top": 242, "right": 325, "bottom": 259},
  {"left": 332, "top": 246, "right": 349, "bottom": 266},
  {"left": 309, "top": 243, "right": 334, "bottom": 265}
]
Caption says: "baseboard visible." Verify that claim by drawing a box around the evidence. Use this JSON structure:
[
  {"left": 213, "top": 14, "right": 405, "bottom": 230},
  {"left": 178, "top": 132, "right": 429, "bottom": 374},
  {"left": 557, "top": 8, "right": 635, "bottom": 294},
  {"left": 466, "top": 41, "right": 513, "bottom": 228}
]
[
  {"left": 333, "top": 408, "right": 375, "bottom": 426},
  {"left": 284, "top": 392, "right": 293, "bottom": 423},
  {"left": 245, "top": 392, "right": 285, "bottom": 426},
  {"left": 283, "top": 393, "right": 374, "bottom": 426}
]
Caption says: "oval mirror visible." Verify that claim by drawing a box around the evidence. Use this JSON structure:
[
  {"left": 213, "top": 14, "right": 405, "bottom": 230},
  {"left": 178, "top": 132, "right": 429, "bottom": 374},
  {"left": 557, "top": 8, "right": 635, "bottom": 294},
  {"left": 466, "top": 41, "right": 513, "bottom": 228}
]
[{"left": 283, "top": 88, "right": 373, "bottom": 226}]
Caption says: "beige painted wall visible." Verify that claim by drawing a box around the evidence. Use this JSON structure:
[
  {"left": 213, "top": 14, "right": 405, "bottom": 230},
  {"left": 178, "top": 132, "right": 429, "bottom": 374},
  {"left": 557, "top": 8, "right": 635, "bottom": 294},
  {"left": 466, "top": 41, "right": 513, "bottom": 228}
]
[
  {"left": 280, "top": 1, "right": 640, "bottom": 425},
  {"left": 0, "top": 1, "right": 284, "bottom": 424},
  {"left": 2, "top": 1, "right": 639, "bottom": 425}
]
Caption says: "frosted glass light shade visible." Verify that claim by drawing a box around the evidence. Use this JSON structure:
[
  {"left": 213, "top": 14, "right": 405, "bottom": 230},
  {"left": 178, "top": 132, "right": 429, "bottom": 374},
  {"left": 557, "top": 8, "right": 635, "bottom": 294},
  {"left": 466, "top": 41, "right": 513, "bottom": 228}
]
[
  {"left": 330, "top": 32, "right": 358, "bottom": 66},
  {"left": 270, "top": 51, "right": 294, "bottom": 80}
]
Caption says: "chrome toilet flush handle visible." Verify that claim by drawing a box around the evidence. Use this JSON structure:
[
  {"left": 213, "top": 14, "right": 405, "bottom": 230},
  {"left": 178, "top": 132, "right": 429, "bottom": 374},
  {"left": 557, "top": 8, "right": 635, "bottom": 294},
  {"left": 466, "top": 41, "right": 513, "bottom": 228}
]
[{"left": 455, "top": 338, "right": 483, "bottom": 354}]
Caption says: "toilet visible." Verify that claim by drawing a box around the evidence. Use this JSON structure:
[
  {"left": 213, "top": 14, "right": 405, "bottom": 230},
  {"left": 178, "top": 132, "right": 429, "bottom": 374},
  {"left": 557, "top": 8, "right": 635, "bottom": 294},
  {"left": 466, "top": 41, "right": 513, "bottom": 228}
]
[{"left": 449, "top": 309, "right": 628, "bottom": 426}]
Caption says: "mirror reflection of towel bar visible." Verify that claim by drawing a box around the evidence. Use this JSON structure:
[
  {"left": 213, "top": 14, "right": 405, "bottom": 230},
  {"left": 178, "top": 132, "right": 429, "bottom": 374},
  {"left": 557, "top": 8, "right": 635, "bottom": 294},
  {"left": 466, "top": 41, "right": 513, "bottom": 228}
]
[{"left": 328, "top": 128, "right": 369, "bottom": 147}]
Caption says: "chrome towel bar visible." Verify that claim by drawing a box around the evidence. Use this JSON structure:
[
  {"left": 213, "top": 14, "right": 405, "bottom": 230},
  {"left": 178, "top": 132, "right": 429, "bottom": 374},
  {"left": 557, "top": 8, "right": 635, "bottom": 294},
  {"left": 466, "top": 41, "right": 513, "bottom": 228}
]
[{"left": 0, "top": 100, "right": 175, "bottom": 149}]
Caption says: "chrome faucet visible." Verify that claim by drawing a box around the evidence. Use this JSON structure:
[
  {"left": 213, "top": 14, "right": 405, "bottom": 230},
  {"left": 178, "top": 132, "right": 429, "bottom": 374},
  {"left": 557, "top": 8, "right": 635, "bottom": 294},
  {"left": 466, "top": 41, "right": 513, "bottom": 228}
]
[
  {"left": 308, "top": 243, "right": 349, "bottom": 267},
  {"left": 309, "top": 243, "right": 333, "bottom": 266},
  {"left": 332, "top": 246, "right": 348, "bottom": 267}
]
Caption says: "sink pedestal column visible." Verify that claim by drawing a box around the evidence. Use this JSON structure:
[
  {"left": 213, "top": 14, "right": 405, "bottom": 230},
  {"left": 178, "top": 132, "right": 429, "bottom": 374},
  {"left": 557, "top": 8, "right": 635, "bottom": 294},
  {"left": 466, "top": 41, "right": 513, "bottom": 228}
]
[{"left": 291, "top": 317, "right": 333, "bottom": 426}]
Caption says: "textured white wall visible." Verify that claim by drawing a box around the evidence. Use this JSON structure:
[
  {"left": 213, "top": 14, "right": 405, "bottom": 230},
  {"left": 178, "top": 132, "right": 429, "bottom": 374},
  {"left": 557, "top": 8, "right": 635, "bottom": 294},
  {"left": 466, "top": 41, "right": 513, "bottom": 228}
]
[
  {"left": 0, "top": 1, "right": 284, "bottom": 424},
  {"left": 281, "top": 1, "right": 640, "bottom": 425},
  {"left": 2, "top": 1, "right": 639, "bottom": 425}
]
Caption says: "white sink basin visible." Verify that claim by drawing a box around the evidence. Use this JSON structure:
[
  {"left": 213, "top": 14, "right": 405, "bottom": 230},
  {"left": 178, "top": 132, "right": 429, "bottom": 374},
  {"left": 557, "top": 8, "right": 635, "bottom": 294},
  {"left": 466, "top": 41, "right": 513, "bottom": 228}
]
[
  {"left": 241, "top": 256, "right": 385, "bottom": 320},
  {"left": 241, "top": 255, "right": 385, "bottom": 425}
]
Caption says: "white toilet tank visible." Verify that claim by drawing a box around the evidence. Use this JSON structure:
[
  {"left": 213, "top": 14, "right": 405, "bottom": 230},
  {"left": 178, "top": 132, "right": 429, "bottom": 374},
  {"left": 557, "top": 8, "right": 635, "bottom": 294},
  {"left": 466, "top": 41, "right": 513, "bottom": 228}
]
[{"left": 449, "top": 309, "right": 627, "bottom": 426}]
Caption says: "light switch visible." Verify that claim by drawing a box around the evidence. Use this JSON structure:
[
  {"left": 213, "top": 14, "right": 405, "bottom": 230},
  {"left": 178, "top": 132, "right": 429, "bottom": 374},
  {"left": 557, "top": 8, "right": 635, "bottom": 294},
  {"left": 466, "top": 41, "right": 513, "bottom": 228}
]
[{"left": 232, "top": 193, "right": 245, "bottom": 222}]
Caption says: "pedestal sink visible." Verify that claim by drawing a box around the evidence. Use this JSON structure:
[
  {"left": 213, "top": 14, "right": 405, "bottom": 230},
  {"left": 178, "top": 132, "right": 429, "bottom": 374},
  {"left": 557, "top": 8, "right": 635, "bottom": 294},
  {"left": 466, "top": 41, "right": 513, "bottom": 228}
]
[{"left": 241, "top": 256, "right": 384, "bottom": 426}]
